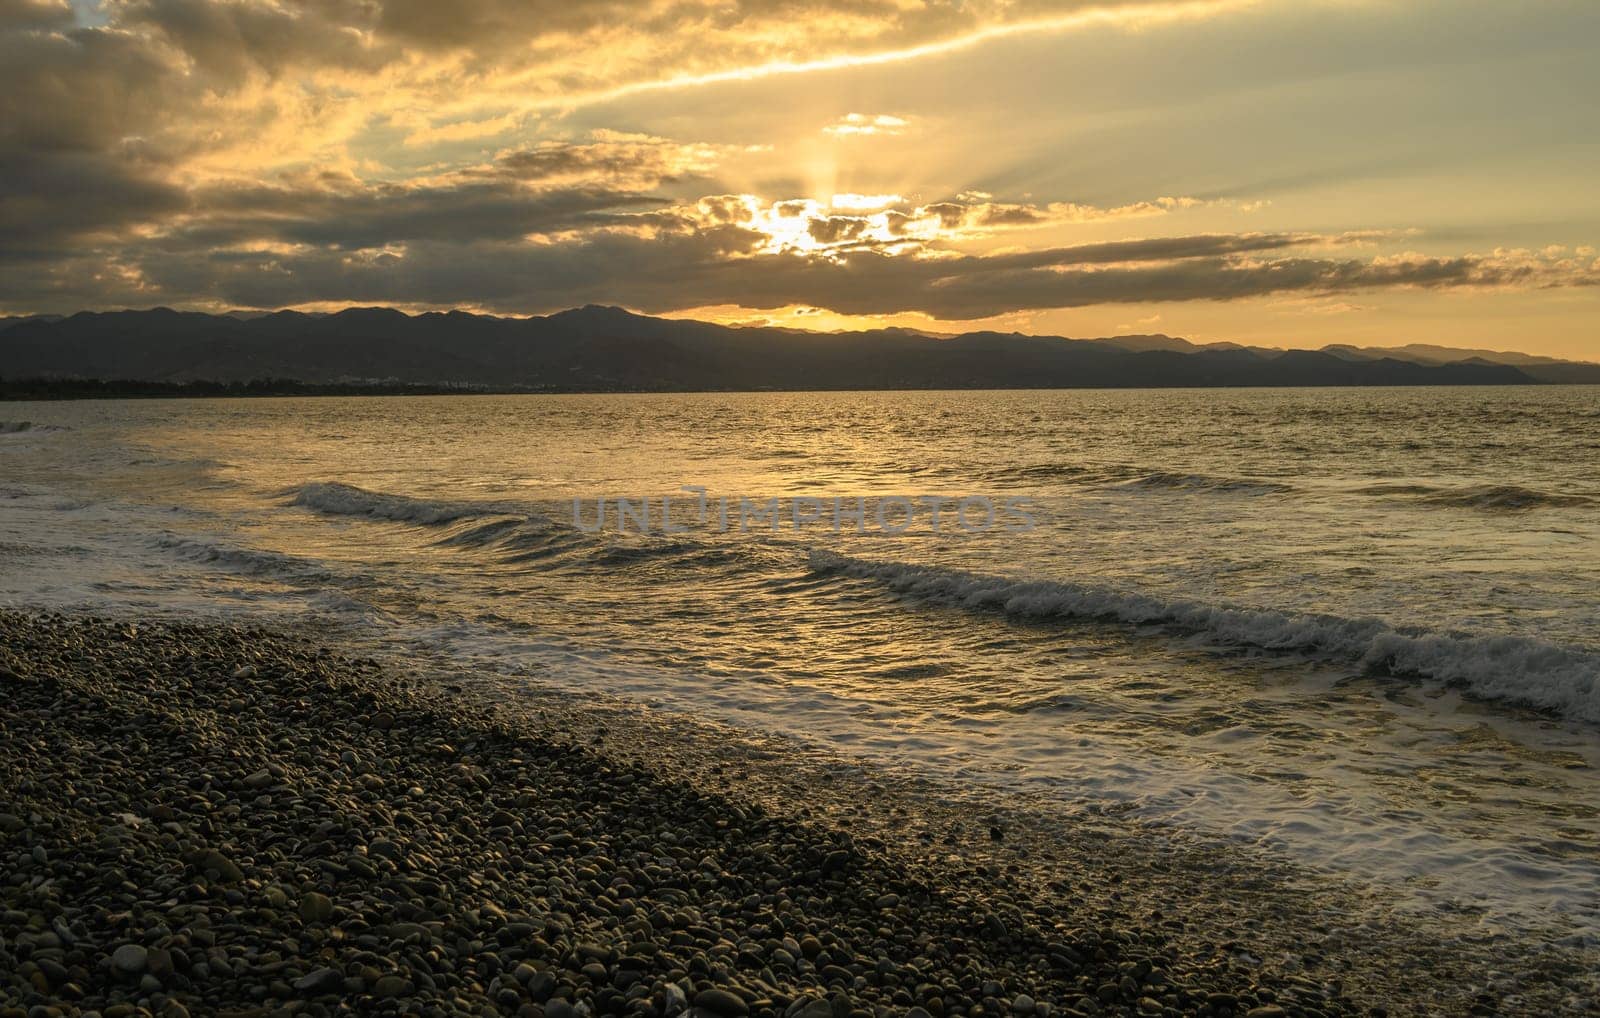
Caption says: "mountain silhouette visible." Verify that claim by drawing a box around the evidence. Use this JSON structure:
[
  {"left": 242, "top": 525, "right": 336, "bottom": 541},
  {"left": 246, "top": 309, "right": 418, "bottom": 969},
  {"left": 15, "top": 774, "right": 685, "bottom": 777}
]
[{"left": 0, "top": 305, "right": 1576, "bottom": 391}]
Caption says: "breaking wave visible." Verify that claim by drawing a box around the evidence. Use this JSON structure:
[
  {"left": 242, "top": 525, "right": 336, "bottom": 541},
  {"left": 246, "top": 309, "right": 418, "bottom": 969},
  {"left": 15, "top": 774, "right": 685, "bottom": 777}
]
[
  {"left": 287, "top": 484, "right": 739, "bottom": 574},
  {"left": 287, "top": 481, "right": 525, "bottom": 525},
  {"left": 155, "top": 535, "right": 337, "bottom": 582},
  {"left": 0, "top": 421, "right": 68, "bottom": 435},
  {"left": 810, "top": 551, "right": 1600, "bottom": 723}
]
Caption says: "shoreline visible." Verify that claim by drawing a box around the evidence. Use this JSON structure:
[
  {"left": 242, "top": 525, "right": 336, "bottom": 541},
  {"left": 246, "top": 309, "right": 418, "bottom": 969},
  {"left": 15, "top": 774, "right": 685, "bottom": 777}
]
[
  {"left": 1, "top": 611, "right": 1595, "bottom": 1017},
  {"left": 7, "top": 381, "right": 1597, "bottom": 404}
]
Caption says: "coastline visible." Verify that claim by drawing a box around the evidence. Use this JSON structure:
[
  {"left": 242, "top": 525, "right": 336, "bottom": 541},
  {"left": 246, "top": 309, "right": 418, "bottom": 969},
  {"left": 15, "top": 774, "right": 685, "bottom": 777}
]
[
  {"left": 1, "top": 611, "right": 1595, "bottom": 1017},
  {"left": 3, "top": 380, "right": 1587, "bottom": 403}
]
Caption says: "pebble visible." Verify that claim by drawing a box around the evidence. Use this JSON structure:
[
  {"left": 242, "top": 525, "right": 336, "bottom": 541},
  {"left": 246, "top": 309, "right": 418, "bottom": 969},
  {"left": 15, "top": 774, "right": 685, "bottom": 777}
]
[
  {"left": 664, "top": 983, "right": 689, "bottom": 1014},
  {"left": 110, "top": 945, "right": 148, "bottom": 976},
  {"left": 694, "top": 988, "right": 750, "bottom": 1017},
  {"left": 300, "top": 891, "right": 334, "bottom": 923},
  {"left": 546, "top": 999, "right": 579, "bottom": 1018},
  {"left": 294, "top": 967, "right": 345, "bottom": 995},
  {"left": 372, "top": 974, "right": 411, "bottom": 998}
]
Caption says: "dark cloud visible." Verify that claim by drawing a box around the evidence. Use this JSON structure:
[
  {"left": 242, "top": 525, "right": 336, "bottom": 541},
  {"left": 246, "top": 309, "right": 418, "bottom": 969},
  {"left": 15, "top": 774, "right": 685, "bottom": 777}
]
[
  {"left": 808, "top": 215, "right": 872, "bottom": 245},
  {"left": 117, "top": 0, "right": 391, "bottom": 84},
  {"left": 372, "top": 0, "right": 640, "bottom": 50},
  {"left": 0, "top": 151, "right": 189, "bottom": 261},
  {"left": 483, "top": 137, "right": 723, "bottom": 187},
  {"left": 0, "top": 8, "right": 202, "bottom": 260},
  {"left": 8, "top": 217, "right": 1594, "bottom": 319},
  {"left": 0, "top": 22, "right": 186, "bottom": 153},
  {"left": 179, "top": 179, "right": 662, "bottom": 249},
  {"left": 0, "top": 0, "right": 74, "bottom": 30}
]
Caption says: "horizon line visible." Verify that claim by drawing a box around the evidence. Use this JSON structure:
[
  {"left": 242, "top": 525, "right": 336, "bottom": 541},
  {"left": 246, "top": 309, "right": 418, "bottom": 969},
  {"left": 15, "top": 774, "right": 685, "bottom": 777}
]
[{"left": 3, "top": 303, "right": 1594, "bottom": 366}]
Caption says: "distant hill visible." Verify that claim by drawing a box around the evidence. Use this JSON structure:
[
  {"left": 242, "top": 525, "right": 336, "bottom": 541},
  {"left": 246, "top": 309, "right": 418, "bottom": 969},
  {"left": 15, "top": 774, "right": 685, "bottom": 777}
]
[
  {"left": 1088, "top": 334, "right": 1247, "bottom": 355},
  {"left": 0, "top": 305, "right": 1582, "bottom": 392},
  {"left": 0, "top": 314, "right": 64, "bottom": 331},
  {"left": 1320, "top": 342, "right": 1600, "bottom": 383}
]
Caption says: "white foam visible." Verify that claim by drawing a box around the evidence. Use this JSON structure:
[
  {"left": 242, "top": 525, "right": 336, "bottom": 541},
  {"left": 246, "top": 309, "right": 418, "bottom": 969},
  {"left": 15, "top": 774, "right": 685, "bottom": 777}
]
[{"left": 810, "top": 550, "right": 1600, "bottom": 723}]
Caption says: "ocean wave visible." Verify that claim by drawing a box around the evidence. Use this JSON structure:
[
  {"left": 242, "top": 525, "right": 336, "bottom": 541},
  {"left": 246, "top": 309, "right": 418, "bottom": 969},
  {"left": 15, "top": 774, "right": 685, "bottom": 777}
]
[
  {"left": 431, "top": 516, "right": 588, "bottom": 563},
  {"left": 438, "top": 515, "right": 739, "bottom": 570},
  {"left": 1115, "top": 471, "right": 1295, "bottom": 496},
  {"left": 981, "top": 463, "right": 1096, "bottom": 483},
  {"left": 1352, "top": 483, "right": 1439, "bottom": 497},
  {"left": 288, "top": 481, "right": 516, "bottom": 525},
  {"left": 809, "top": 551, "right": 1600, "bottom": 723},
  {"left": 286, "top": 484, "right": 742, "bottom": 573},
  {"left": 1355, "top": 482, "right": 1593, "bottom": 510},
  {"left": 1417, "top": 485, "right": 1593, "bottom": 511},
  {"left": 156, "top": 535, "right": 335, "bottom": 582},
  {"left": 433, "top": 518, "right": 537, "bottom": 547},
  {"left": 0, "top": 421, "right": 69, "bottom": 435},
  {"left": 590, "top": 541, "right": 707, "bottom": 566}
]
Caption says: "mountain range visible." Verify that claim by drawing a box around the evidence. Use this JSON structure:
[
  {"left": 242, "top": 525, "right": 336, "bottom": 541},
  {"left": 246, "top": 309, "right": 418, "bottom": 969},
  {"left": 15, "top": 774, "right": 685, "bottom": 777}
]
[{"left": 3, "top": 306, "right": 1597, "bottom": 391}]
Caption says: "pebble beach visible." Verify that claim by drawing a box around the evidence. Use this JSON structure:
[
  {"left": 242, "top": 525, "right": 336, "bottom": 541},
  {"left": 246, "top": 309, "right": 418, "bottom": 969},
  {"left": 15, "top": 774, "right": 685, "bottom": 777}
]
[{"left": 2, "top": 610, "right": 1596, "bottom": 1018}]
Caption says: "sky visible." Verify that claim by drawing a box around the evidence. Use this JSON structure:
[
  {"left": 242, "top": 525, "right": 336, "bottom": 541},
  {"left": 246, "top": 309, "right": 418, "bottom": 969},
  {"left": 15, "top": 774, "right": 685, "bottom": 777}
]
[{"left": 3, "top": 0, "right": 1598, "bottom": 357}]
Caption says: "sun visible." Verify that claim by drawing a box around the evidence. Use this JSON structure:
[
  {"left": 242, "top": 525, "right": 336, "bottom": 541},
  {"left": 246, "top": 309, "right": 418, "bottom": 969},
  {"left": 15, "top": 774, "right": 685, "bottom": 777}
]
[{"left": 717, "top": 195, "right": 945, "bottom": 259}]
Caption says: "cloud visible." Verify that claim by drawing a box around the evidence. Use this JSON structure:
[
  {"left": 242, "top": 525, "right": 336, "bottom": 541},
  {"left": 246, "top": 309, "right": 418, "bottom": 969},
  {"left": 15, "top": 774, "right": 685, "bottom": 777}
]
[
  {"left": 0, "top": 0, "right": 1258, "bottom": 187},
  {"left": 822, "top": 113, "right": 909, "bottom": 137},
  {"left": 3, "top": 0, "right": 1597, "bottom": 327},
  {"left": 644, "top": 193, "right": 1222, "bottom": 257},
  {"left": 483, "top": 133, "right": 733, "bottom": 189},
  {"left": 2, "top": 129, "right": 743, "bottom": 265},
  {"left": 8, "top": 203, "right": 1596, "bottom": 320},
  {"left": 1116, "top": 313, "right": 1163, "bottom": 330},
  {"left": 0, "top": 0, "right": 75, "bottom": 31}
]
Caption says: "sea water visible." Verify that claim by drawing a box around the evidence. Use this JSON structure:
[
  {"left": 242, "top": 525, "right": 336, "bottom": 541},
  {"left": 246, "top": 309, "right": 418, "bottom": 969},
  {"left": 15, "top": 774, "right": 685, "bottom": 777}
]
[{"left": 2, "top": 387, "right": 1597, "bottom": 939}]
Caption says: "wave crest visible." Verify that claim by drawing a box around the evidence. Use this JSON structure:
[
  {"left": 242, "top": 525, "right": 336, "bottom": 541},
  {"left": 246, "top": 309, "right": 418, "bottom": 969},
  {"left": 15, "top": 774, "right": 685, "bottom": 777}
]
[
  {"left": 809, "top": 551, "right": 1600, "bottom": 722},
  {"left": 288, "top": 481, "right": 513, "bottom": 525},
  {"left": 1414, "top": 484, "right": 1593, "bottom": 511},
  {"left": 1355, "top": 482, "right": 1594, "bottom": 510},
  {"left": 0, "top": 421, "right": 68, "bottom": 435},
  {"left": 156, "top": 535, "right": 335, "bottom": 582}
]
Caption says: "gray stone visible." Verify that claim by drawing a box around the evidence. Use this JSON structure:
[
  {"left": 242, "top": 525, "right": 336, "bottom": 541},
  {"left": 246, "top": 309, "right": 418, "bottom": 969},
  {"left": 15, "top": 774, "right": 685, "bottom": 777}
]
[
  {"left": 368, "top": 837, "right": 403, "bottom": 860},
  {"left": 664, "top": 983, "right": 689, "bottom": 1015},
  {"left": 111, "top": 944, "right": 149, "bottom": 975},
  {"left": 695, "top": 988, "right": 751, "bottom": 1018},
  {"left": 198, "top": 849, "right": 244, "bottom": 883},
  {"left": 294, "top": 966, "right": 345, "bottom": 995},
  {"left": 795, "top": 998, "right": 834, "bottom": 1018},
  {"left": 372, "top": 974, "right": 411, "bottom": 998},
  {"left": 300, "top": 891, "right": 334, "bottom": 923}
]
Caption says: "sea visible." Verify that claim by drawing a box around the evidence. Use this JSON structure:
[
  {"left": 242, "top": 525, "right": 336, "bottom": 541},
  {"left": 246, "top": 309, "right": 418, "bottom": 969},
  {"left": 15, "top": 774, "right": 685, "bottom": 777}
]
[{"left": 2, "top": 387, "right": 1597, "bottom": 940}]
